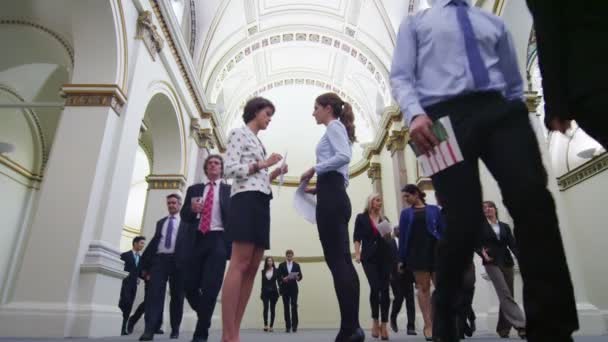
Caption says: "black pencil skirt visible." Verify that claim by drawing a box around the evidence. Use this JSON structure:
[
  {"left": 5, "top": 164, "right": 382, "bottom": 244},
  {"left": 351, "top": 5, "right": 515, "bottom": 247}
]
[{"left": 226, "top": 191, "right": 272, "bottom": 250}]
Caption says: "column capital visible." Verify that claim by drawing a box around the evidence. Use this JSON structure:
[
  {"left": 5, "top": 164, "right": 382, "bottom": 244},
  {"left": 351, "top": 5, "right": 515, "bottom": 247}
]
[
  {"left": 145, "top": 174, "right": 186, "bottom": 190},
  {"left": 367, "top": 162, "right": 382, "bottom": 182},
  {"left": 386, "top": 128, "right": 409, "bottom": 155},
  {"left": 61, "top": 84, "right": 127, "bottom": 115},
  {"left": 525, "top": 90, "right": 542, "bottom": 114},
  {"left": 190, "top": 119, "right": 215, "bottom": 149}
]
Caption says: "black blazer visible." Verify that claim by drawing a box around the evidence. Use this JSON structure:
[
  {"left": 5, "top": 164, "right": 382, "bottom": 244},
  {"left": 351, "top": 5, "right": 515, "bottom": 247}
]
[
  {"left": 479, "top": 221, "right": 518, "bottom": 267},
  {"left": 260, "top": 267, "right": 280, "bottom": 298},
  {"left": 180, "top": 181, "right": 232, "bottom": 259},
  {"left": 353, "top": 213, "right": 391, "bottom": 263},
  {"left": 277, "top": 261, "right": 302, "bottom": 295},
  {"left": 140, "top": 216, "right": 191, "bottom": 273}
]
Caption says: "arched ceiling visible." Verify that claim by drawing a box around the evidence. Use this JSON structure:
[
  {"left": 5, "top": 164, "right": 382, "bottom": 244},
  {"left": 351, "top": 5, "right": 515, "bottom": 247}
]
[{"left": 192, "top": 0, "right": 417, "bottom": 141}]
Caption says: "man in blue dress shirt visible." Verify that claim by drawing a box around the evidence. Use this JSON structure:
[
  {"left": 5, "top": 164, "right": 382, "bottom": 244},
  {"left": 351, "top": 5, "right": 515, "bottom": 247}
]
[{"left": 390, "top": 1, "right": 578, "bottom": 341}]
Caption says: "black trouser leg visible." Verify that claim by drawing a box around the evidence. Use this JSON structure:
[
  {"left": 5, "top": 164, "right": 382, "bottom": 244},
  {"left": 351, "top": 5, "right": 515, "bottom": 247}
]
[
  {"left": 168, "top": 262, "right": 185, "bottom": 335},
  {"left": 270, "top": 297, "right": 277, "bottom": 327},
  {"left": 317, "top": 173, "right": 360, "bottom": 335},
  {"left": 263, "top": 297, "right": 270, "bottom": 326},
  {"left": 291, "top": 291, "right": 299, "bottom": 329},
  {"left": 192, "top": 233, "right": 227, "bottom": 339},
  {"left": 427, "top": 94, "right": 578, "bottom": 341},
  {"left": 282, "top": 294, "right": 292, "bottom": 330},
  {"left": 573, "top": 95, "right": 608, "bottom": 149},
  {"left": 390, "top": 274, "right": 404, "bottom": 321},
  {"left": 144, "top": 256, "right": 170, "bottom": 335},
  {"left": 363, "top": 262, "right": 380, "bottom": 320}
]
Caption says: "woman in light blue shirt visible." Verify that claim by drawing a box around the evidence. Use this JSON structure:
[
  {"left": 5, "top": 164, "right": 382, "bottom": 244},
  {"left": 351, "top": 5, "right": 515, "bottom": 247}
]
[{"left": 300, "top": 92, "right": 363, "bottom": 342}]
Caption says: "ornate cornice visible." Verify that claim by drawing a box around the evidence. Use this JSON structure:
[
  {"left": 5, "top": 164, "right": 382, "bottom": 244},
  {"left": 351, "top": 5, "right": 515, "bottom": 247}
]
[
  {"left": 136, "top": 11, "right": 164, "bottom": 61},
  {"left": 149, "top": 1, "right": 226, "bottom": 151},
  {"left": 557, "top": 152, "right": 608, "bottom": 191},
  {"left": 61, "top": 84, "right": 127, "bottom": 115},
  {"left": 146, "top": 174, "right": 186, "bottom": 190},
  {"left": 367, "top": 162, "right": 381, "bottom": 181},
  {"left": 0, "top": 19, "right": 74, "bottom": 66},
  {"left": 363, "top": 107, "right": 402, "bottom": 160},
  {"left": 417, "top": 177, "right": 434, "bottom": 191},
  {"left": 386, "top": 128, "right": 409, "bottom": 155}
]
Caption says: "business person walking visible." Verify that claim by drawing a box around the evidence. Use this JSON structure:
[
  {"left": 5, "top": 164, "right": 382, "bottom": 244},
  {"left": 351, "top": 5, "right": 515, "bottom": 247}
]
[
  {"left": 300, "top": 92, "right": 363, "bottom": 342},
  {"left": 260, "top": 256, "right": 280, "bottom": 332},
  {"left": 354, "top": 194, "right": 392, "bottom": 340},
  {"left": 277, "top": 250, "right": 303, "bottom": 333},
  {"left": 119, "top": 236, "right": 146, "bottom": 335}
]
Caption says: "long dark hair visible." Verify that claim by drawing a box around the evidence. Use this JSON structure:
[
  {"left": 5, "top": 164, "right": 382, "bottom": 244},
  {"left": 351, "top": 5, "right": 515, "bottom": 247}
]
[
  {"left": 263, "top": 256, "right": 275, "bottom": 271},
  {"left": 401, "top": 184, "right": 426, "bottom": 204},
  {"left": 315, "top": 92, "right": 356, "bottom": 143}
]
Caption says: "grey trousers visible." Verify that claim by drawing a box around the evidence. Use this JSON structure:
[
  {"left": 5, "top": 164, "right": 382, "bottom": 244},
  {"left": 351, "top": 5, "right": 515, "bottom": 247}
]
[{"left": 484, "top": 265, "right": 526, "bottom": 333}]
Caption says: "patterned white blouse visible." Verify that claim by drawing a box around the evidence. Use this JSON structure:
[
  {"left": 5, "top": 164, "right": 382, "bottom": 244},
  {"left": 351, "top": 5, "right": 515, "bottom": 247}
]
[{"left": 224, "top": 126, "right": 272, "bottom": 196}]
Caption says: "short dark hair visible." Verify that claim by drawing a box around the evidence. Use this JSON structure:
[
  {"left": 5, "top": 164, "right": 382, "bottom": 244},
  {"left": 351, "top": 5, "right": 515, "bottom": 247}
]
[
  {"left": 132, "top": 236, "right": 146, "bottom": 245},
  {"left": 166, "top": 193, "right": 182, "bottom": 203},
  {"left": 401, "top": 184, "right": 427, "bottom": 204},
  {"left": 242, "top": 97, "right": 275, "bottom": 124},
  {"left": 483, "top": 200, "right": 499, "bottom": 219},
  {"left": 204, "top": 154, "right": 224, "bottom": 178},
  {"left": 285, "top": 249, "right": 294, "bottom": 256}
]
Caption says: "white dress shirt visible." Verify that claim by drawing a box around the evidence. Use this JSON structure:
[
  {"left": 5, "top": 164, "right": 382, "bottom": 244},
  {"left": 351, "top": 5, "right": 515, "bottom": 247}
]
[
  {"left": 287, "top": 261, "right": 293, "bottom": 273},
  {"left": 225, "top": 126, "right": 272, "bottom": 196},
  {"left": 202, "top": 180, "right": 224, "bottom": 231},
  {"left": 489, "top": 221, "right": 501, "bottom": 240},
  {"left": 315, "top": 120, "right": 352, "bottom": 185},
  {"left": 157, "top": 215, "right": 181, "bottom": 254}
]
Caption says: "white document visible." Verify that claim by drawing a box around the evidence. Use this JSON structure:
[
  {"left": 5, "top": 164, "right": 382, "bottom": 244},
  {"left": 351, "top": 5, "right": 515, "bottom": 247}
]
[
  {"left": 293, "top": 180, "right": 317, "bottom": 224},
  {"left": 277, "top": 151, "right": 288, "bottom": 195},
  {"left": 410, "top": 116, "right": 464, "bottom": 177},
  {"left": 286, "top": 272, "right": 300, "bottom": 280},
  {"left": 376, "top": 220, "right": 393, "bottom": 236}
]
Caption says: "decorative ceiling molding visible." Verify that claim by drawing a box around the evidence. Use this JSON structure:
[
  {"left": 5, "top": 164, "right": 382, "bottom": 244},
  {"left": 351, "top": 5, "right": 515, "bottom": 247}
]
[
  {"left": 0, "top": 18, "right": 74, "bottom": 66},
  {"left": 557, "top": 153, "right": 608, "bottom": 191},
  {"left": 203, "top": 26, "right": 392, "bottom": 104},
  {"left": 188, "top": 0, "right": 196, "bottom": 56}
]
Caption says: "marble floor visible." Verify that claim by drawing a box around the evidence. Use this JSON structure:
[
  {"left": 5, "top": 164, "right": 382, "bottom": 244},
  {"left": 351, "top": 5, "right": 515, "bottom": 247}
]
[{"left": 1, "top": 330, "right": 606, "bottom": 342}]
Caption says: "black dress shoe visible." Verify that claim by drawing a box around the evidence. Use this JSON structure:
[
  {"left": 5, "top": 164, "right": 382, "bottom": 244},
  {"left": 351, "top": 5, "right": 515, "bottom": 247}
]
[
  {"left": 285, "top": 328, "right": 291, "bottom": 333},
  {"left": 406, "top": 327, "right": 417, "bottom": 335},
  {"left": 191, "top": 337, "right": 207, "bottom": 342},
  {"left": 390, "top": 317, "right": 398, "bottom": 333},
  {"left": 170, "top": 332, "right": 179, "bottom": 339},
  {"left": 139, "top": 332, "right": 154, "bottom": 341},
  {"left": 155, "top": 329, "right": 164, "bottom": 335},
  {"left": 292, "top": 327, "right": 298, "bottom": 333},
  {"left": 347, "top": 328, "right": 365, "bottom": 342}
]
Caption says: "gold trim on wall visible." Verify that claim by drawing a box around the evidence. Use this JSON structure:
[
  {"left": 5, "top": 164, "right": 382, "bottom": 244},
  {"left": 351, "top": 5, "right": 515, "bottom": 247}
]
[
  {"left": 0, "top": 154, "right": 43, "bottom": 182},
  {"left": 61, "top": 84, "right": 127, "bottom": 115},
  {"left": 146, "top": 174, "right": 187, "bottom": 190},
  {"left": 557, "top": 152, "right": 608, "bottom": 191}
]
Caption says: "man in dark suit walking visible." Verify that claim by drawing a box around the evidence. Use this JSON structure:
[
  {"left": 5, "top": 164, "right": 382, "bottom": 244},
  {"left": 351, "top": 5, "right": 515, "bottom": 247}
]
[
  {"left": 388, "top": 228, "right": 416, "bottom": 336},
  {"left": 278, "top": 249, "right": 302, "bottom": 333},
  {"left": 139, "top": 194, "right": 189, "bottom": 341},
  {"left": 181, "top": 154, "right": 232, "bottom": 342},
  {"left": 119, "top": 236, "right": 146, "bottom": 335}
]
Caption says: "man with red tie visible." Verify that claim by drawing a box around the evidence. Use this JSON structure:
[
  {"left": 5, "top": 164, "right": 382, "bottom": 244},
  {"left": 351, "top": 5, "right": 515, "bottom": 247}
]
[{"left": 181, "top": 154, "right": 232, "bottom": 342}]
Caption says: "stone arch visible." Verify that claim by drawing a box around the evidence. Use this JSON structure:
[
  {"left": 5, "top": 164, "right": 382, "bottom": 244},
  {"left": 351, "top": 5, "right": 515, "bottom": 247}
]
[{"left": 142, "top": 82, "right": 187, "bottom": 176}]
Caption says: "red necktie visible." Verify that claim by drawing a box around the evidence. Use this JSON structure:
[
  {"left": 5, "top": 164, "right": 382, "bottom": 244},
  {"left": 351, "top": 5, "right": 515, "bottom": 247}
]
[{"left": 199, "top": 182, "right": 215, "bottom": 234}]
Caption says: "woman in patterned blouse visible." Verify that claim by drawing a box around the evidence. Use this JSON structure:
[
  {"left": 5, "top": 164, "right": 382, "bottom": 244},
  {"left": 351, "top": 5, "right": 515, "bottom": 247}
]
[
  {"left": 221, "top": 97, "right": 288, "bottom": 342},
  {"left": 300, "top": 92, "right": 363, "bottom": 342}
]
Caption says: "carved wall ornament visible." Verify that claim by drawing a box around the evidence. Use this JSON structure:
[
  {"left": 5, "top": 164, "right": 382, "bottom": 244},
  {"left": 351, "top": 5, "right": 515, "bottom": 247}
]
[
  {"left": 386, "top": 128, "right": 409, "bottom": 155},
  {"left": 190, "top": 119, "right": 215, "bottom": 149},
  {"left": 137, "top": 10, "right": 165, "bottom": 60},
  {"left": 525, "top": 90, "right": 541, "bottom": 114},
  {"left": 61, "top": 84, "right": 127, "bottom": 115},
  {"left": 146, "top": 174, "right": 186, "bottom": 190},
  {"left": 367, "top": 162, "right": 382, "bottom": 182}
]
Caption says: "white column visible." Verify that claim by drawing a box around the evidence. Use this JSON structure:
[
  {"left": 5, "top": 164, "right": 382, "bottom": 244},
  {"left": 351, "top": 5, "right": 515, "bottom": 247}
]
[
  {"left": 0, "top": 86, "right": 128, "bottom": 338},
  {"left": 387, "top": 126, "right": 409, "bottom": 212},
  {"left": 187, "top": 118, "right": 214, "bottom": 185}
]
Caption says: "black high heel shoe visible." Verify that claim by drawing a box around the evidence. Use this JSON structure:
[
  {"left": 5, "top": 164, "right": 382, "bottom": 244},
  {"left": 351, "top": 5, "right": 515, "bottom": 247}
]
[{"left": 348, "top": 328, "right": 365, "bottom": 342}]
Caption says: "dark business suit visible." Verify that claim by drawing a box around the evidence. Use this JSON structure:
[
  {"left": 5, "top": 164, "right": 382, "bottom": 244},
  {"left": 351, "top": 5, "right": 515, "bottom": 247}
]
[
  {"left": 119, "top": 250, "right": 140, "bottom": 334},
  {"left": 479, "top": 221, "right": 525, "bottom": 335},
  {"left": 260, "top": 268, "right": 280, "bottom": 327},
  {"left": 526, "top": 0, "right": 608, "bottom": 148},
  {"left": 353, "top": 214, "right": 392, "bottom": 323},
  {"left": 180, "top": 181, "right": 232, "bottom": 340},
  {"left": 278, "top": 261, "right": 302, "bottom": 331},
  {"left": 140, "top": 216, "right": 190, "bottom": 336},
  {"left": 388, "top": 238, "right": 416, "bottom": 331}
]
